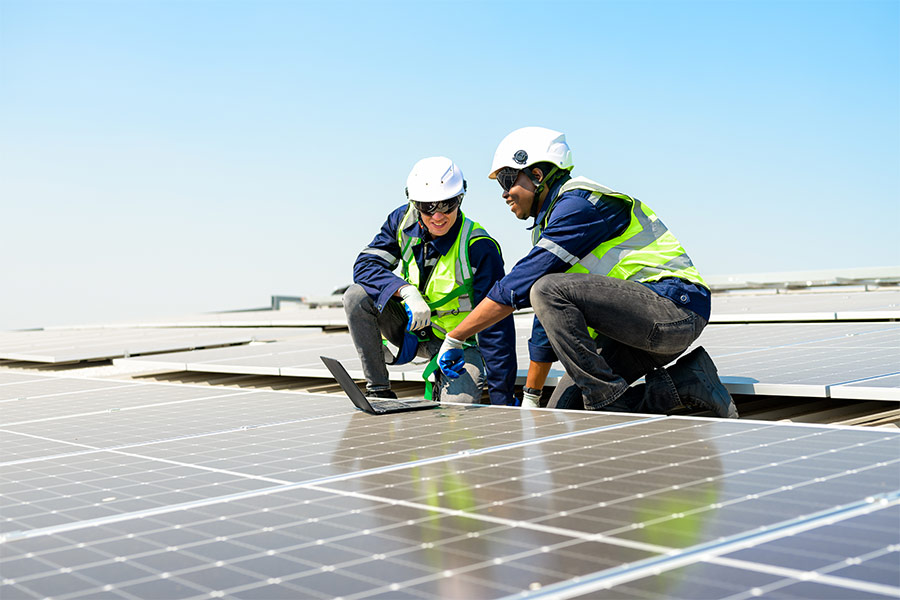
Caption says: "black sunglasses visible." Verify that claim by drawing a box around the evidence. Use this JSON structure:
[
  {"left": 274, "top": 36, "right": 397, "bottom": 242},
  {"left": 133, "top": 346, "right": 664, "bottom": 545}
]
[
  {"left": 496, "top": 167, "right": 521, "bottom": 192},
  {"left": 413, "top": 195, "right": 462, "bottom": 216}
]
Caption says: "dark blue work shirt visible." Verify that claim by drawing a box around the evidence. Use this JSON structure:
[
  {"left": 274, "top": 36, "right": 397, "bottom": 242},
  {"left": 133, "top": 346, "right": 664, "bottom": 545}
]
[
  {"left": 352, "top": 205, "right": 518, "bottom": 405},
  {"left": 485, "top": 180, "right": 711, "bottom": 363}
]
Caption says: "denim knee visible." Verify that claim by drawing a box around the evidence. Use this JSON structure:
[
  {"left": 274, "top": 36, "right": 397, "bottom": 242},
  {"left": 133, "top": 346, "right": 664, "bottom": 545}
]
[
  {"left": 530, "top": 275, "right": 562, "bottom": 316},
  {"left": 342, "top": 284, "right": 371, "bottom": 315}
]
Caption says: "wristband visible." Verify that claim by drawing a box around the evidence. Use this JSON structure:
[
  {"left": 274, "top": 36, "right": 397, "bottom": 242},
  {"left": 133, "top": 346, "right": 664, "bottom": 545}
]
[{"left": 523, "top": 387, "right": 542, "bottom": 397}]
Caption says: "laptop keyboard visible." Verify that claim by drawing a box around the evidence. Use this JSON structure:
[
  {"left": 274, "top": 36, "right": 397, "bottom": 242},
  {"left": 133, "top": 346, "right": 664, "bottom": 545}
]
[{"left": 374, "top": 400, "right": 431, "bottom": 410}]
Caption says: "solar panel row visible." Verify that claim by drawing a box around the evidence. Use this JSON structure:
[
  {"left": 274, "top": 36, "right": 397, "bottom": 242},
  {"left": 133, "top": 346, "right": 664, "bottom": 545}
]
[{"left": 113, "top": 322, "right": 900, "bottom": 401}]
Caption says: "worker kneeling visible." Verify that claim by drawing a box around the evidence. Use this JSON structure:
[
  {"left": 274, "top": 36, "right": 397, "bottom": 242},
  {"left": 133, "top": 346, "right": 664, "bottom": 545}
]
[
  {"left": 437, "top": 128, "right": 738, "bottom": 418},
  {"left": 343, "top": 157, "right": 517, "bottom": 405}
]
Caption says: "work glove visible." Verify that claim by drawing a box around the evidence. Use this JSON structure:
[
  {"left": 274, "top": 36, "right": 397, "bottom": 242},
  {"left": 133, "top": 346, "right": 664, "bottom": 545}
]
[
  {"left": 522, "top": 389, "right": 541, "bottom": 409},
  {"left": 437, "top": 335, "right": 465, "bottom": 379},
  {"left": 398, "top": 285, "right": 431, "bottom": 332}
]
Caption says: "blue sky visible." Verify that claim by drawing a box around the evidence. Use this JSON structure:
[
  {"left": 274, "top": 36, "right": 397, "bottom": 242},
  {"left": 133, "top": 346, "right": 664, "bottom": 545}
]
[{"left": 1, "top": 0, "right": 898, "bottom": 330}]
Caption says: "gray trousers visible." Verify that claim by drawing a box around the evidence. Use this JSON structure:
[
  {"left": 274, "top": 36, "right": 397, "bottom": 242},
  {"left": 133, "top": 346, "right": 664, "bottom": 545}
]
[
  {"left": 342, "top": 284, "right": 487, "bottom": 403},
  {"left": 531, "top": 273, "right": 706, "bottom": 413}
]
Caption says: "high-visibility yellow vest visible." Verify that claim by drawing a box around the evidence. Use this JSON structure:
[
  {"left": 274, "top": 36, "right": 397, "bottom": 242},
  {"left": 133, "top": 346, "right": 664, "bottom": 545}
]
[
  {"left": 532, "top": 177, "right": 708, "bottom": 288},
  {"left": 397, "top": 206, "right": 496, "bottom": 339}
]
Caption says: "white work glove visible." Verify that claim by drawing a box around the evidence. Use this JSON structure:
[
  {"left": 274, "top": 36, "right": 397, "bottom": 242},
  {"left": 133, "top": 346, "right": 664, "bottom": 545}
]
[
  {"left": 522, "top": 390, "right": 541, "bottom": 409},
  {"left": 398, "top": 285, "right": 431, "bottom": 331},
  {"left": 437, "top": 335, "right": 465, "bottom": 379}
]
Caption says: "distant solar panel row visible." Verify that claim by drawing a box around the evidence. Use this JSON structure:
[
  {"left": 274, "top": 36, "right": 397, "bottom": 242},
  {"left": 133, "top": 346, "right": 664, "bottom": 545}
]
[
  {"left": 0, "top": 328, "right": 322, "bottom": 364},
  {"left": 1, "top": 372, "right": 897, "bottom": 599},
  {"left": 33, "top": 288, "right": 900, "bottom": 331}
]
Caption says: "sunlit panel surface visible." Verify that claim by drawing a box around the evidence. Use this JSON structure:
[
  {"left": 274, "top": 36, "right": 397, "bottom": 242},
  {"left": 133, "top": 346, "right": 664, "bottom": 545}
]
[{"left": 1, "top": 372, "right": 897, "bottom": 598}]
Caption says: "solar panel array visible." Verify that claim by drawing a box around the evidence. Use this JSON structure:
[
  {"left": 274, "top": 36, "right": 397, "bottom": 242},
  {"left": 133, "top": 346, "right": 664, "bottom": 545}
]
[
  {"left": 114, "top": 321, "right": 900, "bottom": 401},
  {"left": 1, "top": 372, "right": 897, "bottom": 599},
  {"left": 0, "top": 328, "right": 325, "bottom": 364}
]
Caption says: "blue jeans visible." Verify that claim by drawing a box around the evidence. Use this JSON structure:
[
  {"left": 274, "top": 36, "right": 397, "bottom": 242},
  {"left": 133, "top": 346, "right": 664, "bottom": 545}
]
[
  {"left": 531, "top": 274, "right": 706, "bottom": 413},
  {"left": 342, "top": 284, "right": 487, "bottom": 403}
]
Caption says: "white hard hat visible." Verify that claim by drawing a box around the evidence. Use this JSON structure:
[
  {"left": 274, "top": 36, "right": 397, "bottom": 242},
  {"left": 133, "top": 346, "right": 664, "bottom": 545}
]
[
  {"left": 488, "top": 127, "right": 574, "bottom": 179},
  {"left": 405, "top": 156, "right": 466, "bottom": 204}
]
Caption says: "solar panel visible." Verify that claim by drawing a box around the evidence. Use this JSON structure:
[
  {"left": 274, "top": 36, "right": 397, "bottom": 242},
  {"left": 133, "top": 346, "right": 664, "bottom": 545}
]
[
  {"left": 689, "top": 322, "right": 900, "bottom": 399},
  {"left": 113, "top": 326, "right": 555, "bottom": 385},
  {"left": 711, "top": 289, "right": 900, "bottom": 322},
  {"left": 0, "top": 372, "right": 897, "bottom": 599},
  {"left": 0, "top": 328, "right": 319, "bottom": 364}
]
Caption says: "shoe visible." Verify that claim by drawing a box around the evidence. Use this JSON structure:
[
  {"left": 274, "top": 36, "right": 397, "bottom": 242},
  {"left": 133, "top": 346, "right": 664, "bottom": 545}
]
[
  {"left": 669, "top": 347, "right": 739, "bottom": 418},
  {"left": 365, "top": 389, "right": 398, "bottom": 399}
]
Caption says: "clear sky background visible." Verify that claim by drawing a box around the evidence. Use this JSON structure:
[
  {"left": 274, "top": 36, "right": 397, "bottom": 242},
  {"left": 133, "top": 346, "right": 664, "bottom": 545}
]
[{"left": 1, "top": 0, "right": 898, "bottom": 331}]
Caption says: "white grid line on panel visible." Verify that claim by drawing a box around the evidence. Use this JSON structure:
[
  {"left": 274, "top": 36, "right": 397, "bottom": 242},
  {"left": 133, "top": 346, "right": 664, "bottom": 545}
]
[{"left": 710, "top": 549, "right": 900, "bottom": 600}]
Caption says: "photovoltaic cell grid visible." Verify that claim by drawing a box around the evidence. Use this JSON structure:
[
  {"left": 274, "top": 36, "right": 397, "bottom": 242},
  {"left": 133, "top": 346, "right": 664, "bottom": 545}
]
[
  {"left": 1, "top": 373, "right": 898, "bottom": 599},
  {"left": 688, "top": 322, "right": 900, "bottom": 400},
  {"left": 115, "top": 322, "right": 900, "bottom": 401},
  {"left": 0, "top": 328, "right": 324, "bottom": 364}
]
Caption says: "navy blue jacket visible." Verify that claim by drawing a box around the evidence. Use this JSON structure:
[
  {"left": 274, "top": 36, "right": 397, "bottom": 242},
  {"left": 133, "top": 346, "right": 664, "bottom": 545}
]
[
  {"left": 352, "top": 205, "right": 518, "bottom": 405},
  {"left": 485, "top": 179, "right": 711, "bottom": 363}
]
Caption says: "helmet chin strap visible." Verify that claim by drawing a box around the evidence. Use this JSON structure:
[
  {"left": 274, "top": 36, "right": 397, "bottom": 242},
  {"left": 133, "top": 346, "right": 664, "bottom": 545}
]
[{"left": 527, "top": 166, "right": 559, "bottom": 220}]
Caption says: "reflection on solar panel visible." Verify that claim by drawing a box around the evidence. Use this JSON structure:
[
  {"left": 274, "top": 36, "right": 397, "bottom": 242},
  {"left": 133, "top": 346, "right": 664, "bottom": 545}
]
[{"left": 1, "top": 372, "right": 898, "bottom": 599}]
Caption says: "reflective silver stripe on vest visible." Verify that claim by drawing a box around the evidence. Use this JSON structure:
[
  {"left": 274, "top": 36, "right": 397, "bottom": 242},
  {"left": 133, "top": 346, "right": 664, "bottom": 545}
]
[
  {"left": 360, "top": 247, "right": 399, "bottom": 267},
  {"left": 578, "top": 199, "right": 667, "bottom": 275},
  {"left": 536, "top": 237, "right": 579, "bottom": 266},
  {"left": 457, "top": 219, "right": 474, "bottom": 281},
  {"left": 454, "top": 219, "right": 477, "bottom": 312},
  {"left": 630, "top": 253, "right": 696, "bottom": 282}
]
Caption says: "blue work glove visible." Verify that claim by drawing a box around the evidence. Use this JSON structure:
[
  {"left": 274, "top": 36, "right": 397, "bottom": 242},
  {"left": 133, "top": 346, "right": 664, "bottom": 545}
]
[{"left": 437, "top": 335, "right": 465, "bottom": 379}]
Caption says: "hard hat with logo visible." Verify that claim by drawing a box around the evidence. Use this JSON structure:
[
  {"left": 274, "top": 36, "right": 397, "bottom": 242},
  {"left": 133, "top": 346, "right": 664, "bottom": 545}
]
[
  {"left": 405, "top": 156, "right": 467, "bottom": 204},
  {"left": 488, "top": 127, "right": 574, "bottom": 179}
]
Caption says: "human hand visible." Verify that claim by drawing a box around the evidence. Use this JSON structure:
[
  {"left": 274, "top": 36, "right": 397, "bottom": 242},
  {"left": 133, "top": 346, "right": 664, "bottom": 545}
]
[
  {"left": 398, "top": 285, "right": 431, "bottom": 331},
  {"left": 437, "top": 335, "right": 465, "bottom": 378}
]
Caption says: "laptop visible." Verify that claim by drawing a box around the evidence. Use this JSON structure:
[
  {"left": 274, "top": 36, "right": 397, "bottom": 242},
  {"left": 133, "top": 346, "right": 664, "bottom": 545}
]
[{"left": 320, "top": 356, "right": 440, "bottom": 415}]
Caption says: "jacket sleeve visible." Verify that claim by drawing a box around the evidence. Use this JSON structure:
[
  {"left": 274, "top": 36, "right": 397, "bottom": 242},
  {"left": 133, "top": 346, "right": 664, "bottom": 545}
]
[
  {"left": 469, "top": 236, "right": 518, "bottom": 405},
  {"left": 352, "top": 206, "right": 411, "bottom": 311},
  {"left": 527, "top": 315, "right": 557, "bottom": 363}
]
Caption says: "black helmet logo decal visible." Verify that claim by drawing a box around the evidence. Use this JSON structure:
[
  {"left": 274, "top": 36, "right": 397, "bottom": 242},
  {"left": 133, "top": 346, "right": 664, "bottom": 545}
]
[{"left": 513, "top": 150, "right": 528, "bottom": 165}]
